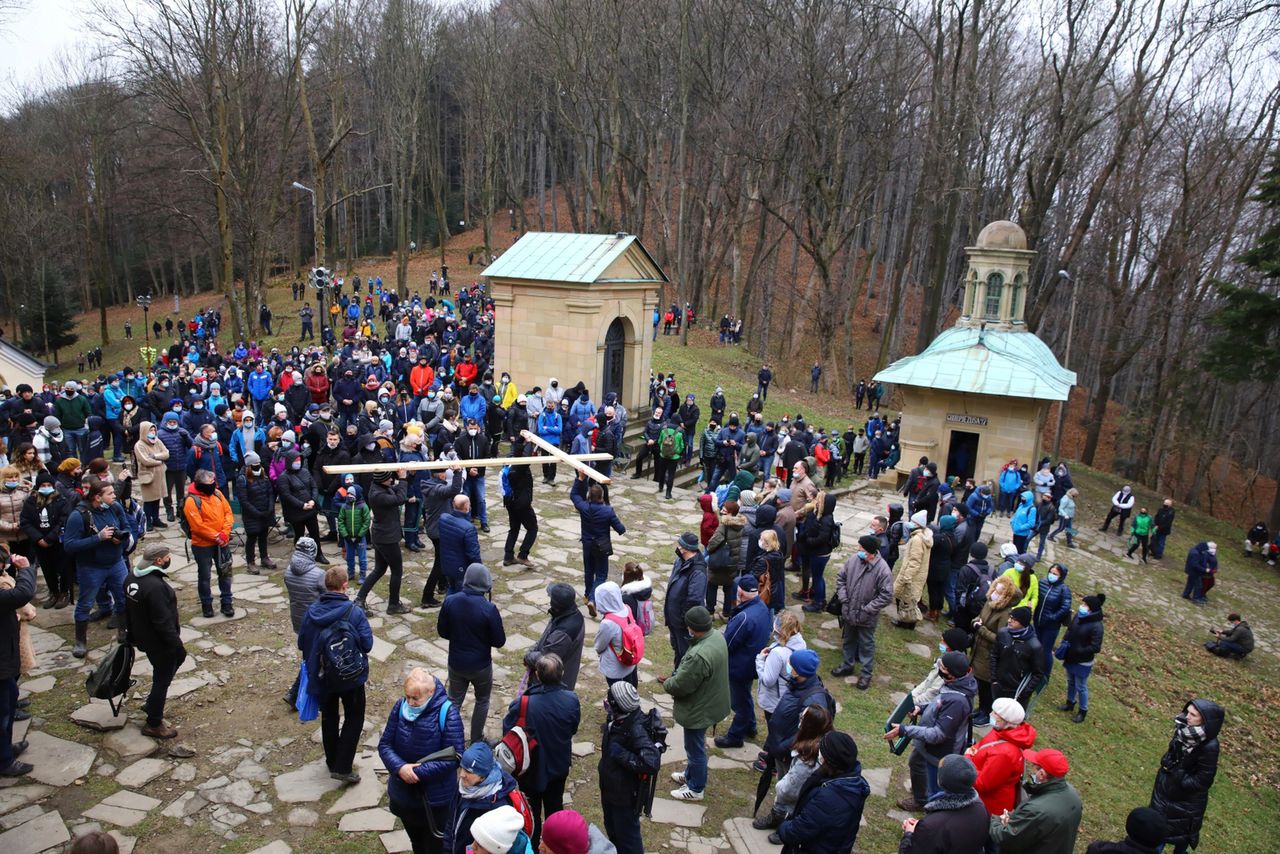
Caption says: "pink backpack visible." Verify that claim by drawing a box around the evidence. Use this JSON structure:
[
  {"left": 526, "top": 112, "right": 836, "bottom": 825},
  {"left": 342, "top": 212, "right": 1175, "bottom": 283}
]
[{"left": 605, "top": 611, "right": 646, "bottom": 667}]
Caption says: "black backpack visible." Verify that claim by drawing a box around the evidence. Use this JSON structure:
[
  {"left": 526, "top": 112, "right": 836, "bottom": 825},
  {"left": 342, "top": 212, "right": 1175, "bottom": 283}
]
[
  {"left": 637, "top": 708, "right": 669, "bottom": 817},
  {"left": 957, "top": 561, "right": 993, "bottom": 617},
  {"left": 86, "top": 643, "right": 136, "bottom": 716},
  {"left": 316, "top": 603, "right": 369, "bottom": 692},
  {"left": 828, "top": 519, "right": 842, "bottom": 551}
]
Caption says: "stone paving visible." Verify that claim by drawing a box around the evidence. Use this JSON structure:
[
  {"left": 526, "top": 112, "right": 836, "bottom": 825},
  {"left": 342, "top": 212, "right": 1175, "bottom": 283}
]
[{"left": 3, "top": 472, "right": 1273, "bottom": 853}]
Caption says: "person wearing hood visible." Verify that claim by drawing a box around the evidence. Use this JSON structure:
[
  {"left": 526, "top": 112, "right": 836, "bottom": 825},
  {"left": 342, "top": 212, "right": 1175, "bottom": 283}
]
[
  {"left": 924, "top": 515, "right": 957, "bottom": 622},
  {"left": 1057, "top": 593, "right": 1105, "bottom": 723},
  {"left": 831, "top": 535, "right": 894, "bottom": 689},
  {"left": 987, "top": 748, "right": 1082, "bottom": 854},
  {"left": 891, "top": 510, "right": 934, "bottom": 628},
  {"left": 1100, "top": 485, "right": 1136, "bottom": 534},
  {"left": 301, "top": 567, "right": 375, "bottom": 785},
  {"left": 776, "top": 731, "right": 871, "bottom": 853},
  {"left": 535, "top": 401, "right": 563, "bottom": 484},
  {"left": 1000, "top": 553, "right": 1040, "bottom": 613},
  {"left": 532, "top": 582, "right": 586, "bottom": 691},
  {"left": 665, "top": 533, "right": 710, "bottom": 666},
  {"left": 1009, "top": 491, "right": 1037, "bottom": 553},
  {"left": 898, "top": 754, "right": 990, "bottom": 853},
  {"left": 503, "top": 654, "right": 581, "bottom": 846},
  {"left": 32, "top": 415, "right": 70, "bottom": 469},
  {"left": 282, "top": 536, "right": 326, "bottom": 706},
  {"left": 236, "top": 452, "right": 277, "bottom": 573},
  {"left": 661, "top": 606, "right": 730, "bottom": 802},
  {"left": 966, "top": 695, "right": 1038, "bottom": 818},
  {"left": 887, "top": 650, "right": 978, "bottom": 800},
  {"left": 593, "top": 580, "right": 639, "bottom": 687},
  {"left": 379, "top": 667, "right": 467, "bottom": 851},
  {"left": 157, "top": 411, "right": 193, "bottom": 522},
  {"left": 130, "top": 419, "right": 169, "bottom": 531},
  {"left": 123, "top": 543, "right": 186, "bottom": 740},
  {"left": 597, "top": 681, "right": 660, "bottom": 854},
  {"left": 277, "top": 448, "right": 330, "bottom": 565},
  {"left": 716, "top": 575, "right": 773, "bottom": 748},
  {"left": 444, "top": 743, "right": 528, "bottom": 854},
  {"left": 705, "top": 499, "right": 745, "bottom": 618},
  {"left": 1181, "top": 542, "right": 1216, "bottom": 605},
  {"left": 336, "top": 480, "right": 371, "bottom": 583},
  {"left": 969, "top": 575, "right": 1020, "bottom": 726},
  {"left": 1034, "top": 563, "right": 1073, "bottom": 677},
  {"left": 990, "top": 606, "right": 1045, "bottom": 707},
  {"left": 439, "top": 563, "right": 506, "bottom": 744},
  {"left": 1085, "top": 807, "right": 1169, "bottom": 854},
  {"left": 570, "top": 472, "right": 626, "bottom": 614}
]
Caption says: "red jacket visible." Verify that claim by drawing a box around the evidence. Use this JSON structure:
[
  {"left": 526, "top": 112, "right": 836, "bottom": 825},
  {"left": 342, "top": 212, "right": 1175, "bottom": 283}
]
[
  {"left": 305, "top": 371, "right": 331, "bottom": 404},
  {"left": 455, "top": 360, "right": 479, "bottom": 388},
  {"left": 699, "top": 494, "right": 719, "bottom": 546},
  {"left": 966, "top": 722, "right": 1037, "bottom": 816},
  {"left": 409, "top": 365, "right": 436, "bottom": 397}
]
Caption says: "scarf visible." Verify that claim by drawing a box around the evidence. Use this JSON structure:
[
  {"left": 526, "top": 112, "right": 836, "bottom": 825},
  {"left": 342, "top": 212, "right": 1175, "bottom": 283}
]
[
  {"left": 1008, "top": 624, "right": 1032, "bottom": 640},
  {"left": 459, "top": 765, "right": 505, "bottom": 801},
  {"left": 1174, "top": 715, "right": 1205, "bottom": 754},
  {"left": 195, "top": 434, "right": 219, "bottom": 452}
]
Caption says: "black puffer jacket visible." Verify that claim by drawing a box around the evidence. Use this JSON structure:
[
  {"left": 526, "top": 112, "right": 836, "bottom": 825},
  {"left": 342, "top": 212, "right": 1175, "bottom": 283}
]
[
  {"left": 797, "top": 494, "right": 837, "bottom": 557},
  {"left": 1062, "top": 607, "right": 1104, "bottom": 665},
  {"left": 1150, "top": 699, "right": 1223, "bottom": 849},
  {"left": 990, "top": 626, "right": 1045, "bottom": 703},
  {"left": 235, "top": 472, "right": 275, "bottom": 534},
  {"left": 598, "top": 707, "right": 662, "bottom": 809},
  {"left": 276, "top": 461, "right": 319, "bottom": 523}
]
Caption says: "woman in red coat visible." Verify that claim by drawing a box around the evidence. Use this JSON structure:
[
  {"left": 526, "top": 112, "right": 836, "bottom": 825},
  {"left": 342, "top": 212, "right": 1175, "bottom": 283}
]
[
  {"left": 965, "top": 697, "right": 1037, "bottom": 816},
  {"left": 305, "top": 364, "right": 331, "bottom": 404}
]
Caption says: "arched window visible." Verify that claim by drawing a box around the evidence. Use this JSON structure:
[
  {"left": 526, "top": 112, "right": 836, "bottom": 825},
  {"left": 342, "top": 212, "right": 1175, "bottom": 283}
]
[
  {"left": 984, "top": 272, "right": 1004, "bottom": 320},
  {"left": 1011, "top": 274, "right": 1025, "bottom": 322}
]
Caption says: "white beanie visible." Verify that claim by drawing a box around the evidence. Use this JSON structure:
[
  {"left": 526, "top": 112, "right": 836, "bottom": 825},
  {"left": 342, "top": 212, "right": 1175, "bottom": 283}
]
[
  {"left": 471, "top": 805, "right": 524, "bottom": 853},
  {"left": 991, "top": 697, "right": 1026, "bottom": 726},
  {"left": 999, "top": 542, "right": 1018, "bottom": 558},
  {"left": 910, "top": 510, "right": 928, "bottom": 528}
]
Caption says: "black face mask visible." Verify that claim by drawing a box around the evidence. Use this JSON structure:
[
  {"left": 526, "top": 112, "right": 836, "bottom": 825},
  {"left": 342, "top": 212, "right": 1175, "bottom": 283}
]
[{"left": 195, "top": 481, "right": 216, "bottom": 496}]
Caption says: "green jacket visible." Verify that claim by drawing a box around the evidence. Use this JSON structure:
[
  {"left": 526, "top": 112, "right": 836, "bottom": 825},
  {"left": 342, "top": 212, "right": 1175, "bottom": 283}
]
[
  {"left": 658, "top": 426, "right": 685, "bottom": 460},
  {"left": 336, "top": 501, "right": 371, "bottom": 540},
  {"left": 662, "top": 630, "right": 730, "bottom": 730},
  {"left": 1131, "top": 513, "right": 1152, "bottom": 537},
  {"left": 988, "top": 777, "right": 1082, "bottom": 854}
]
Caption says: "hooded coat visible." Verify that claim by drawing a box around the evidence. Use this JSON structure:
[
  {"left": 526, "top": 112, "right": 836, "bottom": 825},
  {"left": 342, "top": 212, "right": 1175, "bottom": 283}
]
[
  {"left": 443, "top": 764, "right": 524, "bottom": 854},
  {"left": 893, "top": 516, "right": 934, "bottom": 623},
  {"left": 971, "top": 584, "right": 1019, "bottom": 683},
  {"left": 698, "top": 494, "right": 719, "bottom": 546},
  {"left": 1010, "top": 491, "right": 1038, "bottom": 538},
  {"left": 533, "top": 587, "right": 586, "bottom": 691},
  {"left": 131, "top": 422, "right": 169, "bottom": 502},
  {"left": 968, "top": 722, "right": 1038, "bottom": 816},
  {"left": 1150, "top": 699, "right": 1223, "bottom": 849},
  {"left": 897, "top": 787, "right": 990, "bottom": 854},
  {"left": 284, "top": 542, "right": 326, "bottom": 633},
  {"left": 723, "top": 594, "right": 773, "bottom": 681},
  {"left": 438, "top": 564, "right": 506, "bottom": 673},
  {"left": 777, "top": 764, "right": 870, "bottom": 854},
  {"left": 298, "top": 592, "right": 373, "bottom": 694},
  {"left": 592, "top": 582, "right": 637, "bottom": 681}
]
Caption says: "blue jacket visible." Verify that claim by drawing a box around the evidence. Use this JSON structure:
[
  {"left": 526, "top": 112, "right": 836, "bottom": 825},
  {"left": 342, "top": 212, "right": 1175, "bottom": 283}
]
[
  {"left": 536, "top": 410, "right": 562, "bottom": 445},
  {"left": 999, "top": 468, "right": 1023, "bottom": 498},
  {"left": 723, "top": 596, "right": 772, "bottom": 681},
  {"left": 247, "top": 370, "right": 274, "bottom": 401},
  {"left": 502, "top": 682, "right": 581, "bottom": 793},
  {"left": 1035, "top": 570, "right": 1073, "bottom": 628},
  {"left": 158, "top": 422, "right": 193, "bottom": 472},
  {"left": 61, "top": 499, "right": 131, "bottom": 571},
  {"left": 378, "top": 680, "right": 466, "bottom": 810},
  {"left": 570, "top": 476, "right": 625, "bottom": 545},
  {"left": 765, "top": 675, "right": 835, "bottom": 760},
  {"left": 1010, "top": 491, "right": 1037, "bottom": 537},
  {"left": 437, "top": 589, "right": 506, "bottom": 672},
  {"left": 1184, "top": 541, "right": 1214, "bottom": 578},
  {"left": 103, "top": 384, "right": 126, "bottom": 419},
  {"left": 568, "top": 396, "right": 595, "bottom": 432},
  {"left": 298, "top": 592, "right": 374, "bottom": 693},
  {"left": 437, "top": 511, "right": 482, "bottom": 585},
  {"left": 966, "top": 490, "right": 993, "bottom": 519},
  {"left": 777, "top": 766, "right": 870, "bottom": 854},
  {"left": 570, "top": 424, "right": 593, "bottom": 456},
  {"left": 229, "top": 428, "right": 266, "bottom": 464},
  {"left": 459, "top": 392, "right": 487, "bottom": 425},
  {"left": 122, "top": 376, "right": 147, "bottom": 400},
  {"left": 901, "top": 672, "right": 978, "bottom": 765}
]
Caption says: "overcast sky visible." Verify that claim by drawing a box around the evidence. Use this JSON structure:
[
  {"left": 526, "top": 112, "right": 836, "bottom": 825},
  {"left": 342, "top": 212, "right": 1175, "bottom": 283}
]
[{"left": 0, "top": 0, "right": 100, "bottom": 105}]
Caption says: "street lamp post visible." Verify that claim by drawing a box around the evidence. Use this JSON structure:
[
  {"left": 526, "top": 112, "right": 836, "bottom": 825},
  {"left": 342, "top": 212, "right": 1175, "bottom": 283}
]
[
  {"left": 1051, "top": 270, "right": 1077, "bottom": 461},
  {"left": 292, "top": 181, "right": 319, "bottom": 266},
  {"left": 136, "top": 292, "right": 153, "bottom": 344}
]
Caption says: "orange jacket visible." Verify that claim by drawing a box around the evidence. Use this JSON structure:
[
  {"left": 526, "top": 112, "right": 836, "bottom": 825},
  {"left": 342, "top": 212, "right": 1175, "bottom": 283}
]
[
  {"left": 182, "top": 484, "right": 234, "bottom": 547},
  {"left": 410, "top": 365, "right": 436, "bottom": 396}
]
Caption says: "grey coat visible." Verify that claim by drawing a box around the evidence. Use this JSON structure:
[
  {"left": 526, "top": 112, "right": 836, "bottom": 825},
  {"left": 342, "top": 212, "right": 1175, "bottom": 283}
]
[{"left": 284, "top": 551, "right": 326, "bottom": 634}]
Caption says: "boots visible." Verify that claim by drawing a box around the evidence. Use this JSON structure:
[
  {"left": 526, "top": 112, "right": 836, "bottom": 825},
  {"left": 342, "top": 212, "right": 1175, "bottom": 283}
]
[
  {"left": 752, "top": 808, "right": 784, "bottom": 830},
  {"left": 247, "top": 560, "right": 261, "bottom": 576},
  {"left": 165, "top": 503, "right": 175, "bottom": 522},
  {"left": 54, "top": 592, "right": 70, "bottom": 609},
  {"left": 1072, "top": 708, "right": 1088, "bottom": 724},
  {"left": 1057, "top": 700, "right": 1075, "bottom": 712},
  {"left": 73, "top": 621, "right": 88, "bottom": 658}
]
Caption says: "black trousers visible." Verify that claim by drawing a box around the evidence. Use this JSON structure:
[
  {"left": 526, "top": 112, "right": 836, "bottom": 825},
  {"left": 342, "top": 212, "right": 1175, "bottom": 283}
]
[
  {"left": 144, "top": 649, "right": 183, "bottom": 727},
  {"left": 504, "top": 504, "right": 538, "bottom": 559},
  {"left": 422, "top": 536, "right": 445, "bottom": 604},
  {"left": 523, "top": 774, "right": 567, "bottom": 847},
  {"left": 358, "top": 541, "right": 403, "bottom": 606},
  {"left": 244, "top": 531, "right": 270, "bottom": 564},
  {"left": 633, "top": 442, "right": 655, "bottom": 476},
  {"left": 321, "top": 686, "right": 365, "bottom": 775},
  {"left": 36, "top": 542, "right": 73, "bottom": 597},
  {"left": 655, "top": 457, "right": 677, "bottom": 495},
  {"left": 291, "top": 517, "right": 327, "bottom": 559},
  {"left": 391, "top": 803, "right": 448, "bottom": 854}
]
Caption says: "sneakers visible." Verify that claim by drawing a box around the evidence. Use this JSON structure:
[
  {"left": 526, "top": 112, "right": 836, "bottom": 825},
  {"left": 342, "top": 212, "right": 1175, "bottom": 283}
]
[
  {"left": 670, "top": 785, "right": 704, "bottom": 801},
  {"left": 670, "top": 771, "right": 686, "bottom": 785},
  {"left": 0, "top": 760, "right": 32, "bottom": 777}
]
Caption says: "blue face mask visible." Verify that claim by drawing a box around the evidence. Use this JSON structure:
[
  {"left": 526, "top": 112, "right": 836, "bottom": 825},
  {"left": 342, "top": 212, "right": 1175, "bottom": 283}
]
[
  {"left": 856, "top": 550, "right": 868, "bottom": 560},
  {"left": 938, "top": 642, "right": 947, "bottom": 654},
  {"left": 1078, "top": 606, "right": 1089, "bottom": 617},
  {"left": 1048, "top": 573, "right": 1060, "bottom": 584},
  {"left": 400, "top": 698, "right": 426, "bottom": 722}
]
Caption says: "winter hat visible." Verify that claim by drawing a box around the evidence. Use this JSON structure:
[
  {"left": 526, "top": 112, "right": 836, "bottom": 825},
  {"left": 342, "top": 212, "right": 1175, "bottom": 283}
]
[
  {"left": 776, "top": 487, "right": 793, "bottom": 505},
  {"left": 969, "top": 541, "right": 988, "bottom": 560},
  {"left": 685, "top": 606, "right": 713, "bottom": 632},
  {"left": 676, "top": 531, "right": 700, "bottom": 552},
  {"left": 546, "top": 582, "right": 577, "bottom": 615},
  {"left": 818, "top": 732, "right": 858, "bottom": 773},
  {"left": 464, "top": 563, "right": 492, "bottom": 592},
  {"left": 374, "top": 470, "right": 396, "bottom": 483},
  {"left": 540, "top": 809, "right": 589, "bottom": 854},
  {"left": 939, "top": 515, "right": 957, "bottom": 531},
  {"left": 35, "top": 470, "right": 55, "bottom": 487},
  {"left": 295, "top": 536, "right": 318, "bottom": 557},
  {"left": 736, "top": 575, "right": 758, "bottom": 593},
  {"left": 938, "top": 755, "right": 979, "bottom": 794},
  {"left": 940, "top": 651, "right": 970, "bottom": 679},
  {"left": 910, "top": 510, "right": 928, "bottom": 528},
  {"left": 1009, "top": 606, "right": 1034, "bottom": 626},
  {"left": 460, "top": 742, "right": 495, "bottom": 778},
  {"left": 243, "top": 451, "right": 261, "bottom": 467},
  {"left": 857, "top": 534, "right": 881, "bottom": 553},
  {"left": 942, "top": 628, "right": 970, "bottom": 652},
  {"left": 1125, "top": 807, "right": 1169, "bottom": 847},
  {"left": 143, "top": 543, "right": 171, "bottom": 563},
  {"left": 162, "top": 412, "right": 179, "bottom": 425},
  {"left": 43, "top": 415, "right": 60, "bottom": 431},
  {"left": 789, "top": 649, "right": 819, "bottom": 678},
  {"left": 470, "top": 805, "right": 525, "bottom": 854},
  {"left": 608, "top": 680, "right": 640, "bottom": 714},
  {"left": 1083, "top": 593, "right": 1106, "bottom": 612},
  {"left": 999, "top": 542, "right": 1018, "bottom": 558},
  {"left": 991, "top": 697, "right": 1026, "bottom": 726},
  {"left": 282, "top": 430, "right": 297, "bottom": 445}
]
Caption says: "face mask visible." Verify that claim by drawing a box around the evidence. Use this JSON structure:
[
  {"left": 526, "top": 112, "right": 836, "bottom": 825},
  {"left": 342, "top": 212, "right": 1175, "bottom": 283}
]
[
  {"left": 124, "top": 404, "right": 134, "bottom": 411},
  {"left": 400, "top": 698, "right": 426, "bottom": 722},
  {"left": 38, "top": 486, "right": 55, "bottom": 496},
  {"left": 3, "top": 481, "right": 18, "bottom": 490},
  {"left": 1078, "top": 606, "right": 1089, "bottom": 617},
  {"left": 290, "top": 460, "right": 302, "bottom": 471},
  {"left": 1048, "top": 573, "right": 1059, "bottom": 583},
  {"left": 938, "top": 642, "right": 947, "bottom": 654},
  {"left": 250, "top": 466, "right": 263, "bottom": 476},
  {"left": 467, "top": 428, "right": 478, "bottom": 436},
  {"left": 1014, "top": 563, "right": 1026, "bottom": 573},
  {"left": 365, "top": 442, "right": 377, "bottom": 451},
  {"left": 856, "top": 550, "right": 867, "bottom": 560},
  {"left": 989, "top": 590, "right": 1001, "bottom": 602},
  {"left": 196, "top": 481, "right": 216, "bottom": 496},
  {"left": 194, "top": 403, "right": 204, "bottom": 410}
]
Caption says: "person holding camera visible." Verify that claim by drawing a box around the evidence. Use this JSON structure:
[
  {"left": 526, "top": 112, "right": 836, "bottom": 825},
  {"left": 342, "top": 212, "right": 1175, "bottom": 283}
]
[
  {"left": 183, "top": 469, "right": 235, "bottom": 618},
  {"left": 62, "top": 480, "right": 132, "bottom": 658}
]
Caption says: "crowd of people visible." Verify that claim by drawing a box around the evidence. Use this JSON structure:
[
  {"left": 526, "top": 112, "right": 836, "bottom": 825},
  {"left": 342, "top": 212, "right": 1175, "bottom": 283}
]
[{"left": 0, "top": 272, "right": 1253, "bottom": 854}]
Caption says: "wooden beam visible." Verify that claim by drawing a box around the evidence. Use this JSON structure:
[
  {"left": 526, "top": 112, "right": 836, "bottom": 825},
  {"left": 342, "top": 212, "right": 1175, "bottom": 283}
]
[
  {"left": 323, "top": 452, "right": 612, "bottom": 475},
  {"left": 521, "top": 429, "right": 612, "bottom": 484}
]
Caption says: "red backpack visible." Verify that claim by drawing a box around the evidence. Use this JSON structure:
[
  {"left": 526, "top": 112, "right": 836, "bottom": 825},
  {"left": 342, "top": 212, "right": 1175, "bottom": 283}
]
[
  {"left": 506, "top": 788, "right": 535, "bottom": 836},
  {"left": 605, "top": 610, "right": 646, "bottom": 667},
  {"left": 495, "top": 695, "right": 538, "bottom": 778}
]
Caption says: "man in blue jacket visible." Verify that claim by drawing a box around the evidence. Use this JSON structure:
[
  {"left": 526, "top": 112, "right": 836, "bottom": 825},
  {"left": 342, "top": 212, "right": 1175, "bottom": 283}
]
[
  {"left": 1182, "top": 541, "right": 1217, "bottom": 604},
  {"left": 438, "top": 563, "right": 506, "bottom": 744},
  {"left": 102, "top": 374, "right": 127, "bottom": 461},
  {"left": 664, "top": 533, "right": 708, "bottom": 667},
  {"left": 535, "top": 401, "right": 563, "bottom": 484},
  {"left": 504, "top": 653, "right": 581, "bottom": 846},
  {"left": 437, "top": 495, "right": 482, "bottom": 593},
  {"left": 62, "top": 481, "right": 132, "bottom": 659},
  {"left": 298, "top": 566, "right": 374, "bottom": 784},
  {"left": 715, "top": 575, "right": 773, "bottom": 748},
  {"left": 247, "top": 361, "right": 274, "bottom": 420},
  {"left": 1010, "top": 490, "right": 1037, "bottom": 553},
  {"left": 885, "top": 650, "right": 977, "bottom": 799}
]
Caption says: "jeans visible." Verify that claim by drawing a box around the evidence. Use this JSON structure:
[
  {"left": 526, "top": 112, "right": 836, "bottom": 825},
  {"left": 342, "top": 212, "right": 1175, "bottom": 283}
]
[
  {"left": 321, "top": 685, "right": 366, "bottom": 774},
  {"left": 65, "top": 427, "right": 88, "bottom": 460},
  {"left": 725, "top": 678, "right": 757, "bottom": 741},
  {"left": 1182, "top": 575, "right": 1206, "bottom": 601},
  {"left": 1036, "top": 623, "right": 1062, "bottom": 680},
  {"left": 924, "top": 760, "right": 940, "bottom": 798},
  {"left": 403, "top": 501, "right": 423, "bottom": 547},
  {"left": 108, "top": 419, "right": 125, "bottom": 460},
  {"left": 806, "top": 554, "right": 830, "bottom": 604},
  {"left": 504, "top": 504, "right": 538, "bottom": 559},
  {"left": 603, "top": 801, "right": 645, "bottom": 854},
  {"left": 1214, "top": 639, "right": 1246, "bottom": 656},
  {"left": 841, "top": 623, "right": 878, "bottom": 678},
  {"left": 358, "top": 541, "right": 404, "bottom": 607},
  {"left": 868, "top": 454, "right": 882, "bottom": 479},
  {"left": 683, "top": 726, "right": 708, "bottom": 792},
  {"left": 1151, "top": 530, "right": 1168, "bottom": 558},
  {"left": 463, "top": 475, "right": 487, "bottom": 525},
  {"left": 758, "top": 382, "right": 770, "bottom": 402},
  {"left": 447, "top": 665, "right": 493, "bottom": 744},
  {"left": 583, "top": 548, "right": 609, "bottom": 602},
  {"left": 192, "top": 545, "right": 233, "bottom": 609},
  {"left": 74, "top": 560, "right": 127, "bottom": 622},
  {"left": 0, "top": 677, "right": 17, "bottom": 767},
  {"left": 143, "top": 649, "right": 183, "bottom": 726},
  {"left": 1036, "top": 530, "right": 1050, "bottom": 561},
  {"left": 344, "top": 539, "right": 368, "bottom": 579},
  {"left": 1065, "top": 661, "right": 1093, "bottom": 709}
]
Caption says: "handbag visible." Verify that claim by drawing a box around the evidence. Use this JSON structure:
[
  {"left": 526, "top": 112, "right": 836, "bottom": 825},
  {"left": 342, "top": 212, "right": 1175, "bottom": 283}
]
[
  {"left": 825, "top": 595, "right": 843, "bottom": 617},
  {"left": 216, "top": 545, "right": 234, "bottom": 580},
  {"left": 707, "top": 545, "right": 734, "bottom": 571},
  {"left": 295, "top": 660, "right": 318, "bottom": 722}
]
